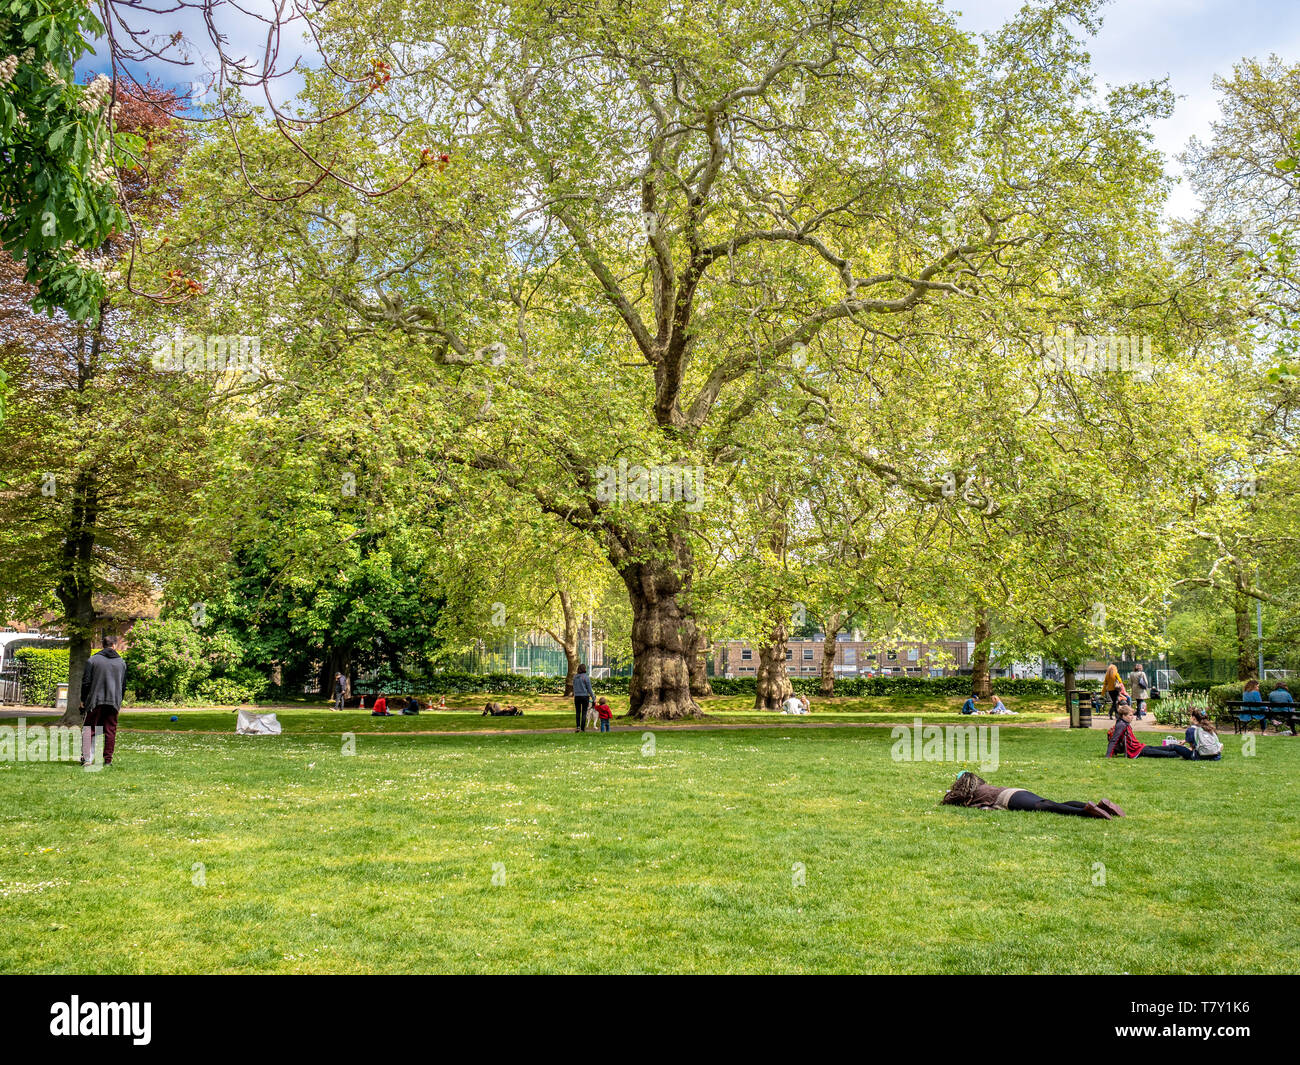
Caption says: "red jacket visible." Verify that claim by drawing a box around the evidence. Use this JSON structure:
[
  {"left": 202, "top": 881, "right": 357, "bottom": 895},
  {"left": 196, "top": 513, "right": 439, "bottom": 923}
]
[
  {"left": 596, "top": 702, "right": 612, "bottom": 720},
  {"left": 1106, "top": 721, "right": 1145, "bottom": 758}
]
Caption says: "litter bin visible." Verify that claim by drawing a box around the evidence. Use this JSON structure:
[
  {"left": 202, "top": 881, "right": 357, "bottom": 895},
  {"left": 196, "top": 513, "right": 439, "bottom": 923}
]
[{"left": 55, "top": 682, "right": 69, "bottom": 711}]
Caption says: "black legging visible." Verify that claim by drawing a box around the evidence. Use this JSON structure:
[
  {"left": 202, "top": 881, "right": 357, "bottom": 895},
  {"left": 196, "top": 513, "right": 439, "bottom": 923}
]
[
  {"left": 574, "top": 696, "right": 590, "bottom": 731},
  {"left": 1008, "top": 790, "right": 1094, "bottom": 817},
  {"left": 1138, "top": 743, "right": 1192, "bottom": 759},
  {"left": 1108, "top": 689, "right": 1120, "bottom": 718}
]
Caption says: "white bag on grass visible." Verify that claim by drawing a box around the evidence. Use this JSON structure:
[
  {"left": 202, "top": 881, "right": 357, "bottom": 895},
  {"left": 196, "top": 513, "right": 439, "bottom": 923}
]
[{"left": 236, "top": 709, "right": 282, "bottom": 735}]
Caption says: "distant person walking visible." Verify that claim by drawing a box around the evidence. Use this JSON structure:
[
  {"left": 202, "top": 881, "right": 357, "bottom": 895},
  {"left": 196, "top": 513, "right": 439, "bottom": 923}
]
[
  {"left": 1130, "top": 663, "right": 1150, "bottom": 718},
  {"left": 81, "top": 633, "right": 127, "bottom": 768},
  {"left": 333, "top": 672, "right": 347, "bottom": 711},
  {"left": 1103, "top": 664, "right": 1122, "bottom": 718},
  {"left": 573, "top": 664, "right": 593, "bottom": 733}
]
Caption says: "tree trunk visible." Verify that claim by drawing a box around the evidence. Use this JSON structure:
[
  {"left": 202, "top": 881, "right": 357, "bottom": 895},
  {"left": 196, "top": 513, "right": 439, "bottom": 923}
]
[
  {"left": 682, "top": 613, "right": 713, "bottom": 697},
  {"left": 620, "top": 551, "right": 700, "bottom": 720},
  {"left": 971, "top": 606, "right": 993, "bottom": 698},
  {"left": 818, "top": 610, "right": 845, "bottom": 696},
  {"left": 319, "top": 648, "right": 351, "bottom": 699},
  {"left": 1233, "top": 582, "right": 1255, "bottom": 682},
  {"left": 55, "top": 470, "right": 98, "bottom": 725},
  {"left": 754, "top": 613, "right": 792, "bottom": 710},
  {"left": 551, "top": 589, "right": 581, "bottom": 697}
]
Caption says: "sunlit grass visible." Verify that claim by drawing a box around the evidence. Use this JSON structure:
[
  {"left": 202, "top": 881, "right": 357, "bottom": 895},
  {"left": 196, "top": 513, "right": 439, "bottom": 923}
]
[{"left": 2, "top": 724, "right": 1295, "bottom": 973}]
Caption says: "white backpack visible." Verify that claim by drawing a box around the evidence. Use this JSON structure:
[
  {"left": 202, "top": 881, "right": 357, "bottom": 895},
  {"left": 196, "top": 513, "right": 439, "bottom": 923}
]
[{"left": 1193, "top": 726, "right": 1222, "bottom": 758}]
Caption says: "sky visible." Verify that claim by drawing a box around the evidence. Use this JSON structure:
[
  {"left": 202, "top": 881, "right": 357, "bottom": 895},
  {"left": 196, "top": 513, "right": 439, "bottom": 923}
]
[
  {"left": 951, "top": 0, "right": 1300, "bottom": 218},
  {"left": 81, "top": 0, "right": 1300, "bottom": 220}
]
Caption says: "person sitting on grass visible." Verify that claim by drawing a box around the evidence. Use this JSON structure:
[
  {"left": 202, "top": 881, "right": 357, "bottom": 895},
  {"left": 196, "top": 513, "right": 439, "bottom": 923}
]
[
  {"left": 370, "top": 694, "right": 392, "bottom": 717},
  {"left": 1106, "top": 704, "right": 1190, "bottom": 759},
  {"left": 960, "top": 692, "right": 981, "bottom": 715},
  {"left": 401, "top": 696, "right": 421, "bottom": 715},
  {"left": 781, "top": 692, "right": 810, "bottom": 714},
  {"left": 988, "top": 694, "right": 1017, "bottom": 715},
  {"left": 1176, "top": 710, "right": 1223, "bottom": 761},
  {"left": 595, "top": 696, "right": 613, "bottom": 732},
  {"left": 942, "top": 771, "right": 1124, "bottom": 819}
]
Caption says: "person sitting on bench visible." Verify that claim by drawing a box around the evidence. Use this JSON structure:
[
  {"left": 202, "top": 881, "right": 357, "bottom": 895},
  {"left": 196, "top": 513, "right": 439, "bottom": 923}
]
[
  {"left": 942, "top": 771, "right": 1124, "bottom": 819},
  {"left": 1266, "top": 682, "right": 1296, "bottom": 734},
  {"left": 1106, "top": 704, "right": 1191, "bottom": 758}
]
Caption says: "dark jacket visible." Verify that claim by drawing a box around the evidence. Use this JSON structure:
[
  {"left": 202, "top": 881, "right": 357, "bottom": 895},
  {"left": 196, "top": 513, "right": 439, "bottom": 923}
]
[
  {"left": 572, "top": 672, "right": 593, "bottom": 699},
  {"left": 81, "top": 648, "right": 126, "bottom": 712}
]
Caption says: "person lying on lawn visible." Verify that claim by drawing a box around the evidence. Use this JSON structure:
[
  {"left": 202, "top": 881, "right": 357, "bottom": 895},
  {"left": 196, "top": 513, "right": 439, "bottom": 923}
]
[
  {"left": 481, "top": 701, "right": 523, "bottom": 716},
  {"left": 941, "top": 771, "right": 1124, "bottom": 819},
  {"left": 1106, "top": 704, "right": 1191, "bottom": 759}
]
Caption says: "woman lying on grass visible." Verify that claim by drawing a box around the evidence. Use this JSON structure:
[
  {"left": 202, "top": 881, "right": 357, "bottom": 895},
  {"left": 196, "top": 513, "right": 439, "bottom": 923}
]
[
  {"left": 942, "top": 771, "right": 1124, "bottom": 819},
  {"left": 1106, "top": 704, "right": 1192, "bottom": 759}
]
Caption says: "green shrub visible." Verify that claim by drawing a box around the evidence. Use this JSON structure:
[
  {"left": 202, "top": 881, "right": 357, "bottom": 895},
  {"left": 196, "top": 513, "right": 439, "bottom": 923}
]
[
  {"left": 13, "top": 648, "right": 69, "bottom": 706},
  {"left": 1152, "top": 690, "right": 1210, "bottom": 727},
  {"left": 195, "top": 677, "right": 262, "bottom": 705},
  {"left": 1207, "top": 683, "right": 1244, "bottom": 712},
  {"left": 127, "top": 618, "right": 208, "bottom": 699}
]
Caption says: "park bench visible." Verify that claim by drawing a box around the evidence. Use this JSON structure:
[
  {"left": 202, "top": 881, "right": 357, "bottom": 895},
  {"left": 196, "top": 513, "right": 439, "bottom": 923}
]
[{"left": 1223, "top": 700, "right": 1299, "bottom": 735}]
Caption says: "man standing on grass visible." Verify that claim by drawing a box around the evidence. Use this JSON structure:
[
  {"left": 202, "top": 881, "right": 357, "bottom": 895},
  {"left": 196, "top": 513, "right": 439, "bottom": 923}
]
[
  {"left": 333, "top": 671, "right": 347, "bottom": 711},
  {"left": 81, "top": 633, "right": 127, "bottom": 768}
]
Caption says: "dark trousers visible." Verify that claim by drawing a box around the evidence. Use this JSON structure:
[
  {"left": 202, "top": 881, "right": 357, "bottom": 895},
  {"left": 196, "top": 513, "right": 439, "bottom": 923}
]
[
  {"left": 1008, "top": 791, "right": 1092, "bottom": 817},
  {"left": 83, "top": 705, "right": 119, "bottom": 765},
  {"left": 575, "top": 696, "right": 590, "bottom": 730},
  {"left": 1139, "top": 744, "right": 1191, "bottom": 759}
]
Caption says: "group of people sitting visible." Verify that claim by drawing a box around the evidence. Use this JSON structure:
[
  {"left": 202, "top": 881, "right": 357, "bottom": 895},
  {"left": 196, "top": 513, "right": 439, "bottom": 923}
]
[
  {"left": 782, "top": 693, "right": 811, "bottom": 715},
  {"left": 369, "top": 694, "right": 452, "bottom": 716},
  {"left": 959, "top": 692, "right": 1018, "bottom": 715},
  {"left": 368, "top": 694, "right": 427, "bottom": 716},
  {"left": 1105, "top": 701, "right": 1223, "bottom": 760}
]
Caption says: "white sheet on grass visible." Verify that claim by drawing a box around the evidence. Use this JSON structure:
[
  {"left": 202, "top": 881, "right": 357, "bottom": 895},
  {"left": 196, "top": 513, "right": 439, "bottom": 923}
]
[{"left": 236, "top": 709, "right": 282, "bottom": 735}]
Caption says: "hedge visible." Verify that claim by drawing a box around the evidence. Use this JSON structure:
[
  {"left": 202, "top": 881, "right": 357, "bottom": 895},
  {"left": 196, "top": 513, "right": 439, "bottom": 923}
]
[
  {"left": 357, "top": 671, "right": 1067, "bottom": 700},
  {"left": 13, "top": 648, "right": 68, "bottom": 706},
  {"left": 12, "top": 648, "right": 137, "bottom": 707}
]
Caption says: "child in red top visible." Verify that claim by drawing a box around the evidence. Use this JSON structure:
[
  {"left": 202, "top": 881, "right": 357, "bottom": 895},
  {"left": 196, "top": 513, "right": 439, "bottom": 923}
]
[
  {"left": 595, "top": 696, "right": 613, "bottom": 732},
  {"left": 370, "top": 694, "right": 391, "bottom": 716}
]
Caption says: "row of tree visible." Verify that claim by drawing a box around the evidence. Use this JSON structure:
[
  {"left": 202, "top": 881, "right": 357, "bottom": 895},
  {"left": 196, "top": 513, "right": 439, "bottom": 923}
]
[{"left": 2, "top": 2, "right": 1297, "bottom": 720}]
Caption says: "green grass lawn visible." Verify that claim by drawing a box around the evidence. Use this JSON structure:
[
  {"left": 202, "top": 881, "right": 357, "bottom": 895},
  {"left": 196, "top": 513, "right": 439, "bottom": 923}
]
[{"left": 2, "top": 721, "right": 1296, "bottom": 973}]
